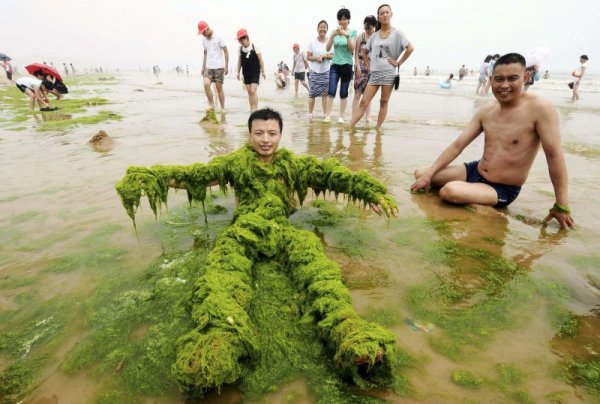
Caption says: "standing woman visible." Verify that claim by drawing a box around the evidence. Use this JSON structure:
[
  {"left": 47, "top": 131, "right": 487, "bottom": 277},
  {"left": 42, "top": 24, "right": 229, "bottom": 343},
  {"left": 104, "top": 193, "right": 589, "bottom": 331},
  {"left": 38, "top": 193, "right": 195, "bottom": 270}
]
[
  {"left": 476, "top": 55, "right": 492, "bottom": 95},
  {"left": 350, "top": 4, "right": 414, "bottom": 131},
  {"left": 307, "top": 20, "right": 333, "bottom": 121},
  {"left": 236, "top": 28, "right": 266, "bottom": 112},
  {"left": 352, "top": 15, "right": 377, "bottom": 125},
  {"left": 324, "top": 8, "right": 357, "bottom": 124}
]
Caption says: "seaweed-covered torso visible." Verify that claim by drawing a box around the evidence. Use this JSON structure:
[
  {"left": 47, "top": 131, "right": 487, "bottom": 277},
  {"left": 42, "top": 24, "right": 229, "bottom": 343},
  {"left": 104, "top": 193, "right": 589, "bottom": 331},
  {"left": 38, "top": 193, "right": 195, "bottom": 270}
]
[{"left": 117, "top": 143, "right": 395, "bottom": 225}]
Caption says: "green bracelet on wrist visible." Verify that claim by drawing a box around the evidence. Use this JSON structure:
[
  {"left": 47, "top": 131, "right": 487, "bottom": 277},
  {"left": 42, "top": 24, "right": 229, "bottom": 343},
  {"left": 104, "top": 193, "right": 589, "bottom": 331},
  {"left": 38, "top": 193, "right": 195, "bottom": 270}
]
[{"left": 553, "top": 203, "right": 571, "bottom": 214}]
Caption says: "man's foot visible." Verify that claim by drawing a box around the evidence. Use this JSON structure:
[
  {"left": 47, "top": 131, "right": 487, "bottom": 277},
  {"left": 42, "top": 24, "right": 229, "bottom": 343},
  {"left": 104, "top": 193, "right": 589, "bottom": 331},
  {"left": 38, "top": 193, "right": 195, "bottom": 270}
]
[
  {"left": 337, "top": 117, "right": 344, "bottom": 124},
  {"left": 322, "top": 116, "right": 331, "bottom": 123},
  {"left": 354, "top": 350, "right": 384, "bottom": 365},
  {"left": 308, "top": 113, "right": 313, "bottom": 122},
  {"left": 173, "top": 328, "right": 249, "bottom": 392}
]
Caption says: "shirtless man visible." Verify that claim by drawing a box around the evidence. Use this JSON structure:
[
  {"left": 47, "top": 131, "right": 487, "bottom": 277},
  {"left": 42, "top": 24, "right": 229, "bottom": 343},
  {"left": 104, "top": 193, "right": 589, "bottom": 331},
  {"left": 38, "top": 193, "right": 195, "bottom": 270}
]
[{"left": 411, "top": 53, "right": 574, "bottom": 229}]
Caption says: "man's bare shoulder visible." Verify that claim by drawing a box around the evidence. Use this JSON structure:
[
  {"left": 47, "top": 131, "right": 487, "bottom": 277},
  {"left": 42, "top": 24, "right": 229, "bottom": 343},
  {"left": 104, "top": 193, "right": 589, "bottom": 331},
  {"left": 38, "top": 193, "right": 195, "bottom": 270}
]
[
  {"left": 522, "top": 93, "right": 558, "bottom": 118},
  {"left": 476, "top": 100, "right": 499, "bottom": 117}
]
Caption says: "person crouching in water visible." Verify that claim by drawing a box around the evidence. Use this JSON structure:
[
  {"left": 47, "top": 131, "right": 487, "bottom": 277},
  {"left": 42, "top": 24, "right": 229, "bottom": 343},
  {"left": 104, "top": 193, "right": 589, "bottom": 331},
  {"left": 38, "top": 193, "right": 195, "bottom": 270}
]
[{"left": 15, "top": 77, "right": 58, "bottom": 111}]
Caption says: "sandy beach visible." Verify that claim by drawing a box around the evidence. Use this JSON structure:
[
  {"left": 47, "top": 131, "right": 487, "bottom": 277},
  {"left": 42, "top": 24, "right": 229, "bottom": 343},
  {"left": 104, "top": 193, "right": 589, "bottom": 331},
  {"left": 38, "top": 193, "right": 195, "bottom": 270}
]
[{"left": 1, "top": 71, "right": 599, "bottom": 402}]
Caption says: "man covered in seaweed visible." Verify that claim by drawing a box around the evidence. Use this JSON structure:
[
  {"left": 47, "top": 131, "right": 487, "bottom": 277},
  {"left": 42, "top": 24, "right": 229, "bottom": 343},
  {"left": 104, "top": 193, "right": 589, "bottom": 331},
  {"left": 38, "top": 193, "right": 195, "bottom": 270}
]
[{"left": 116, "top": 108, "right": 400, "bottom": 395}]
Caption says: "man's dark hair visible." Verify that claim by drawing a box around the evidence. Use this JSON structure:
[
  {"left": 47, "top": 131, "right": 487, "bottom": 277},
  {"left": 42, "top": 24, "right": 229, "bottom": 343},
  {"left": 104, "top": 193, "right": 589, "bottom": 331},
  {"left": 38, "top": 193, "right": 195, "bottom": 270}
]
[
  {"left": 484, "top": 55, "right": 493, "bottom": 63},
  {"left": 41, "top": 80, "right": 54, "bottom": 91},
  {"left": 248, "top": 108, "right": 283, "bottom": 133},
  {"left": 493, "top": 53, "right": 526, "bottom": 72},
  {"left": 581, "top": 54, "right": 589, "bottom": 60},
  {"left": 337, "top": 8, "right": 351, "bottom": 20}
]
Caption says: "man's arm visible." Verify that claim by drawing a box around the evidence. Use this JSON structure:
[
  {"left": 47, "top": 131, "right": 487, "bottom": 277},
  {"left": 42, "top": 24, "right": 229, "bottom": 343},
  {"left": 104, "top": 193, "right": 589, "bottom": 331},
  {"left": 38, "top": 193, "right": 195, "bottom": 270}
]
[
  {"left": 411, "top": 110, "right": 484, "bottom": 191},
  {"left": 33, "top": 87, "right": 48, "bottom": 108},
  {"left": 300, "top": 156, "right": 398, "bottom": 217},
  {"left": 236, "top": 51, "right": 242, "bottom": 81},
  {"left": 115, "top": 158, "right": 228, "bottom": 223},
  {"left": 223, "top": 47, "right": 229, "bottom": 75},
  {"left": 257, "top": 52, "right": 266, "bottom": 79},
  {"left": 201, "top": 49, "right": 207, "bottom": 76},
  {"left": 536, "top": 100, "right": 575, "bottom": 229}
]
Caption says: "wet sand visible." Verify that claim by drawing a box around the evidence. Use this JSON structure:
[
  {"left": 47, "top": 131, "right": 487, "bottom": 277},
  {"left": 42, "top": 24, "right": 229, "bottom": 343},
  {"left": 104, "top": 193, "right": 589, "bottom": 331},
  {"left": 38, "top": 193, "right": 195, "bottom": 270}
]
[{"left": 1, "top": 71, "right": 599, "bottom": 402}]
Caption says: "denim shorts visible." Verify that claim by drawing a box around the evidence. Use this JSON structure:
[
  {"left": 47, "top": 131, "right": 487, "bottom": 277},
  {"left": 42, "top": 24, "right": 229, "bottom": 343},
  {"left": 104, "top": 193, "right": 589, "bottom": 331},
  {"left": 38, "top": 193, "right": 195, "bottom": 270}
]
[
  {"left": 464, "top": 160, "right": 521, "bottom": 208},
  {"left": 328, "top": 63, "right": 353, "bottom": 99}
]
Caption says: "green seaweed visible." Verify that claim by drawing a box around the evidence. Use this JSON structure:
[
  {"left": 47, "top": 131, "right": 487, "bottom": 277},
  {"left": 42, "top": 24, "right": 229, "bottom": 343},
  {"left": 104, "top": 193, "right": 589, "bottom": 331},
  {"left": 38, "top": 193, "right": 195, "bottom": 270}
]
[
  {"left": 571, "top": 359, "right": 600, "bottom": 396},
  {"left": 451, "top": 369, "right": 483, "bottom": 389},
  {"left": 114, "top": 143, "right": 403, "bottom": 397}
]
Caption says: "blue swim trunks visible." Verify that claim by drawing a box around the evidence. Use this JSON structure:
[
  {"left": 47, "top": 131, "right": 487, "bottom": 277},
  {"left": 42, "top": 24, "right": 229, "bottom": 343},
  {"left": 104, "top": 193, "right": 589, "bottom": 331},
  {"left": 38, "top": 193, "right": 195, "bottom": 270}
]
[{"left": 464, "top": 160, "right": 521, "bottom": 208}]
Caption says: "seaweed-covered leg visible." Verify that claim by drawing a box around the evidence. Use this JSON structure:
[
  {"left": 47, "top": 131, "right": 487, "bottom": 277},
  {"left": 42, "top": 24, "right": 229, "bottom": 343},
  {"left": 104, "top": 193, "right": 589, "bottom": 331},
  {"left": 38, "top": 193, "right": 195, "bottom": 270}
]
[
  {"left": 283, "top": 226, "right": 399, "bottom": 388},
  {"left": 172, "top": 212, "right": 283, "bottom": 394}
]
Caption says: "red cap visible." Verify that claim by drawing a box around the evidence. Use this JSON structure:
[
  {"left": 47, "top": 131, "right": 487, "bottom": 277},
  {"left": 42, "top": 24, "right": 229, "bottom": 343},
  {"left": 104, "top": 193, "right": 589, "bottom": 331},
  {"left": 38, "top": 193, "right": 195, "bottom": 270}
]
[
  {"left": 293, "top": 43, "right": 300, "bottom": 49},
  {"left": 236, "top": 28, "right": 248, "bottom": 40},
  {"left": 197, "top": 21, "right": 209, "bottom": 35}
]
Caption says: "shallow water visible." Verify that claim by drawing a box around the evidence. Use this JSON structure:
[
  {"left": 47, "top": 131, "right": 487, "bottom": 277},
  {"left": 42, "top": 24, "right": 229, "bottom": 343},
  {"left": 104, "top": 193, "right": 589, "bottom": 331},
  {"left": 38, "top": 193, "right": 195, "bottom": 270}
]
[{"left": 1, "top": 71, "right": 599, "bottom": 402}]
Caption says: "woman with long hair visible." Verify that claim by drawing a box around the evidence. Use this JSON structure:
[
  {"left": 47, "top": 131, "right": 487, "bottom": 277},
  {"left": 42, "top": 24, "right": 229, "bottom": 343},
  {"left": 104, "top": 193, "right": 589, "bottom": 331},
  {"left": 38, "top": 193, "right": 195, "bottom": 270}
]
[
  {"left": 351, "top": 15, "right": 377, "bottom": 126},
  {"left": 349, "top": 4, "right": 414, "bottom": 130}
]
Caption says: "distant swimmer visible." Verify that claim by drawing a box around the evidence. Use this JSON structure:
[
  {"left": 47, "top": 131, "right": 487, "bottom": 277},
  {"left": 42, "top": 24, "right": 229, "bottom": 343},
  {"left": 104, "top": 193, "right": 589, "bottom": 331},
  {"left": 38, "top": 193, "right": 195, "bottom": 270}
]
[
  {"left": 425, "top": 65, "right": 431, "bottom": 76},
  {"left": 439, "top": 73, "right": 454, "bottom": 89},
  {"left": 543, "top": 70, "right": 549, "bottom": 79},
  {"left": 413, "top": 67, "right": 417, "bottom": 76},
  {"left": 458, "top": 64, "right": 467, "bottom": 80},
  {"left": 412, "top": 53, "right": 574, "bottom": 229}
]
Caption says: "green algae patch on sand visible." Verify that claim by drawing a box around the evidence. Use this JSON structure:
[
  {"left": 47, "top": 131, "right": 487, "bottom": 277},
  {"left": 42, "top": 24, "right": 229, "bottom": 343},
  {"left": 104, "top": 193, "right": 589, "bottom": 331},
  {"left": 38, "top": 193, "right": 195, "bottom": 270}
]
[
  {"left": 404, "top": 238, "right": 581, "bottom": 360},
  {"left": 37, "top": 110, "right": 122, "bottom": 132},
  {"left": 451, "top": 369, "right": 483, "bottom": 389},
  {"left": 363, "top": 306, "right": 403, "bottom": 327},
  {"left": 0, "top": 299, "right": 75, "bottom": 400},
  {"left": 570, "top": 359, "right": 600, "bottom": 397}
]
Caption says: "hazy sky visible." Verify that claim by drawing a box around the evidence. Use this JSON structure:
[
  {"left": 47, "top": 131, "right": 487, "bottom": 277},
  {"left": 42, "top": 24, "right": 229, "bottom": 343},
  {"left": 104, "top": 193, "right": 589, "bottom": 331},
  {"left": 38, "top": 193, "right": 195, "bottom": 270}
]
[{"left": 2, "top": 0, "right": 597, "bottom": 74}]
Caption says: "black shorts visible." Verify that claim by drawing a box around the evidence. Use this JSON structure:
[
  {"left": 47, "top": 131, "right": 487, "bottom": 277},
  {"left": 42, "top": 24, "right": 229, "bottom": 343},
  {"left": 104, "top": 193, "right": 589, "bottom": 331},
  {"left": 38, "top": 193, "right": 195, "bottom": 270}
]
[
  {"left": 464, "top": 160, "right": 521, "bottom": 208},
  {"left": 16, "top": 84, "right": 28, "bottom": 93},
  {"left": 243, "top": 75, "right": 260, "bottom": 85},
  {"left": 294, "top": 72, "right": 306, "bottom": 81}
]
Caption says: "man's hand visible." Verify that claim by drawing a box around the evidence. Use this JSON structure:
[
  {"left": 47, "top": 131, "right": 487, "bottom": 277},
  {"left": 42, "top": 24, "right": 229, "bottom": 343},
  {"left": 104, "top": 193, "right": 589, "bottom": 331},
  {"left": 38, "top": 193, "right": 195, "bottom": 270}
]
[
  {"left": 544, "top": 207, "right": 575, "bottom": 229},
  {"left": 411, "top": 174, "right": 432, "bottom": 193},
  {"left": 224, "top": 67, "right": 229, "bottom": 75},
  {"left": 237, "top": 72, "right": 241, "bottom": 81}
]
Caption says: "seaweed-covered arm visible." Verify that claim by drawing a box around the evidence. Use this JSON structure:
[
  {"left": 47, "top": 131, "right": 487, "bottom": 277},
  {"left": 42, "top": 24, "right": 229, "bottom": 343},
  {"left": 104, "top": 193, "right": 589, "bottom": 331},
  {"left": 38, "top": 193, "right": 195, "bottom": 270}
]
[
  {"left": 115, "top": 158, "right": 229, "bottom": 222},
  {"left": 299, "top": 156, "right": 398, "bottom": 217}
]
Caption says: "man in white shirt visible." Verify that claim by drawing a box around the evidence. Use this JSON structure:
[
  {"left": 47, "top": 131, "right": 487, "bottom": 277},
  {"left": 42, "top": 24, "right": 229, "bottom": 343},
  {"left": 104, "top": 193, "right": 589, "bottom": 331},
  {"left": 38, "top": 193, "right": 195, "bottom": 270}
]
[{"left": 198, "top": 20, "right": 229, "bottom": 112}]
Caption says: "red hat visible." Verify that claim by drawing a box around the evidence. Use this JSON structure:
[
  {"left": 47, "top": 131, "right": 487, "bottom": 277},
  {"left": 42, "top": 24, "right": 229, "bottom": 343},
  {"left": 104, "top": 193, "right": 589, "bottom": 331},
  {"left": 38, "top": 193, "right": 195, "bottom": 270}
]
[
  {"left": 197, "top": 21, "right": 209, "bottom": 35},
  {"left": 236, "top": 28, "right": 248, "bottom": 40},
  {"left": 293, "top": 43, "right": 300, "bottom": 49}
]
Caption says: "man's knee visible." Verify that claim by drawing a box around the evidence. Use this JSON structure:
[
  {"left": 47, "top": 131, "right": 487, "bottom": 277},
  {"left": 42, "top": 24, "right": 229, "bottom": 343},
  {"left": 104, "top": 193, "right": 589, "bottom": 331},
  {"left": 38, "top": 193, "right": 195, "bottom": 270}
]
[
  {"left": 439, "top": 182, "right": 463, "bottom": 203},
  {"left": 379, "top": 98, "right": 389, "bottom": 108}
]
